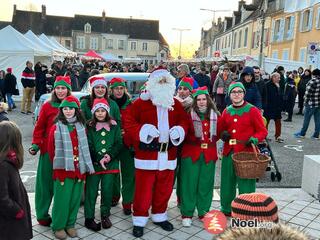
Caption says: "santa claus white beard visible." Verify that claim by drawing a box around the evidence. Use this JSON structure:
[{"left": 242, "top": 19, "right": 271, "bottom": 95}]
[{"left": 148, "top": 81, "right": 176, "bottom": 109}]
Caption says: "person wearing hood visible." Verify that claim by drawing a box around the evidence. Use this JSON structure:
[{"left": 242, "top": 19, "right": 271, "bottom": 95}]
[{"left": 283, "top": 72, "right": 297, "bottom": 122}]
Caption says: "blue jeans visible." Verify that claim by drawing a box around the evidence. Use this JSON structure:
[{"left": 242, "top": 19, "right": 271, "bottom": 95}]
[
  {"left": 300, "top": 105, "right": 320, "bottom": 138},
  {"left": 6, "top": 93, "right": 14, "bottom": 109}
]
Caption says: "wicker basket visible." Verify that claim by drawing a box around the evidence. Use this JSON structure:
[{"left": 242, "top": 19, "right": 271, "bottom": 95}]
[{"left": 232, "top": 144, "right": 270, "bottom": 179}]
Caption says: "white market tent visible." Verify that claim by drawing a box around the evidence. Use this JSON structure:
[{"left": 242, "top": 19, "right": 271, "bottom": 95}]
[
  {"left": 49, "top": 36, "right": 77, "bottom": 57},
  {"left": 39, "top": 33, "right": 68, "bottom": 57},
  {"left": 100, "top": 53, "right": 121, "bottom": 62},
  {"left": 0, "top": 25, "right": 52, "bottom": 94}
]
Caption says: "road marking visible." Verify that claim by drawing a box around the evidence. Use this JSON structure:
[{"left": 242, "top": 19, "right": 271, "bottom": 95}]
[
  {"left": 20, "top": 171, "right": 37, "bottom": 183},
  {"left": 284, "top": 145, "right": 303, "bottom": 152}
]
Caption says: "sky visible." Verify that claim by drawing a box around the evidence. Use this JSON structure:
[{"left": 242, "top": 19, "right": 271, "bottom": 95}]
[{"left": 0, "top": 0, "right": 251, "bottom": 58}]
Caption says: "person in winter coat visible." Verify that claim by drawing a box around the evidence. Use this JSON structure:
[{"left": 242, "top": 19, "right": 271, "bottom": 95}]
[
  {"left": 4, "top": 68, "right": 17, "bottom": 111},
  {"left": 109, "top": 78, "right": 135, "bottom": 215},
  {"left": 297, "top": 69, "right": 312, "bottom": 115},
  {"left": 283, "top": 73, "right": 297, "bottom": 122},
  {"left": 29, "top": 76, "right": 72, "bottom": 226},
  {"left": 253, "top": 66, "right": 267, "bottom": 109},
  {"left": 194, "top": 67, "right": 211, "bottom": 89},
  {"left": 180, "top": 87, "right": 220, "bottom": 227},
  {"left": 175, "top": 64, "right": 199, "bottom": 89},
  {"left": 0, "top": 70, "right": 6, "bottom": 102},
  {"left": 0, "top": 102, "right": 9, "bottom": 122},
  {"left": 219, "top": 82, "right": 267, "bottom": 217},
  {"left": 263, "top": 73, "right": 285, "bottom": 142},
  {"left": 212, "top": 67, "right": 233, "bottom": 113},
  {"left": 84, "top": 98, "right": 122, "bottom": 231},
  {"left": 0, "top": 121, "right": 33, "bottom": 240},
  {"left": 210, "top": 65, "right": 219, "bottom": 92},
  {"left": 79, "top": 66, "right": 90, "bottom": 88},
  {"left": 21, "top": 61, "right": 35, "bottom": 114},
  {"left": 48, "top": 95, "right": 95, "bottom": 239}
]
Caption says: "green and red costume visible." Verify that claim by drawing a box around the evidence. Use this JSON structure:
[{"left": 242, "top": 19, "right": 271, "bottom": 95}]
[
  {"left": 85, "top": 122, "right": 123, "bottom": 219},
  {"left": 219, "top": 101, "right": 268, "bottom": 215}
]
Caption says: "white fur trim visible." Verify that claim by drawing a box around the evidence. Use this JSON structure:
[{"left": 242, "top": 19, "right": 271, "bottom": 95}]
[
  {"left": 134, "top": 158, "right": 177, "bottom": 170},
  {"left": 169, "top": 126, "right": 185, "bottom": 146},
  {"left": 139, "top": 124, "right": 159, "bottom": 144},
  {"left": 91, "top": 79, "right": 107, "bottom": 88},
  {"left": 91, "top": 103, "right": 110, "bottom": 114},
  {"left": 132, "top": 216, "right": 149, "bottom": 227},
  {"left": 151, "top": 212, "right": 168, "bottom": 223}
]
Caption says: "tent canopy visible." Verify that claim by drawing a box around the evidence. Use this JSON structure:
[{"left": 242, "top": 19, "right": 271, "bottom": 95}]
[
  {"left": 39, "top": 33, "right": 67, "bottom": 56},
  {"left": 100, "top": 53, "right": 121, "bottom": 62},
  {"left": 83, "top": 50, "right": 102, "bottom": 59},
  {"left": 49, "top": 36, "right": 77, "bottom": 57},
  {"left": 24, "top": 30, "right": 60, "bottom": 56}
]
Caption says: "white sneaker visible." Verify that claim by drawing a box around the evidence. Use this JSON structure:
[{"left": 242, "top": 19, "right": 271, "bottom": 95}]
[{"left": 182, "top": 218, "right": 192, "bottom": 227}]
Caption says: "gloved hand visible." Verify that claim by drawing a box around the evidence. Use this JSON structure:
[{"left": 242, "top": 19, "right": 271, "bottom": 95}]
[
  {"left": 169, "top": 128, "right": 180, "bottom": 140},
  {"left": 149, "top": 127, "right": 160, "bottom": 138},
  {"left": 245, "top": 137, "right": 258, "bottom": 147},
  {"left": 220, "top": 131, "right": 231, "bottom": 142}
]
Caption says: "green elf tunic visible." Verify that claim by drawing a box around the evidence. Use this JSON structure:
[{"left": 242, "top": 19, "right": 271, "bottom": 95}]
[
  {"left": 84, "top": 121, "right": 123, "bottom": 218},
  {"left": 219, "top": 102, "right": 268, "bottom": 215}
]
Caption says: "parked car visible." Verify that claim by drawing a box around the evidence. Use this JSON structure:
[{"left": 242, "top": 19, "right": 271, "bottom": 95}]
[{"left": 33, "top": 72, "right": 149, "bottom": 124}]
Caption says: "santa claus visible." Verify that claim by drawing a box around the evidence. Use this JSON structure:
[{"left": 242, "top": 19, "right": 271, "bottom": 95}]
[{"left": 124, "top": 68, "right": 188, "bottom": 237}]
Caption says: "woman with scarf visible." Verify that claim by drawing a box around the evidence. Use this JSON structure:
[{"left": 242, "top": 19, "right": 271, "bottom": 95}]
[
  {"left": 48, "top": 95, "right": 95, "bottom": 239},
  {"left": 29, "top": 76, "right": 71, "bottom": 226},
  {"left": 179, "top": 87, "right": 220, "bottom": 227},
  {"left": 108, "top": 77, "right": 135, "bottom": 215}
]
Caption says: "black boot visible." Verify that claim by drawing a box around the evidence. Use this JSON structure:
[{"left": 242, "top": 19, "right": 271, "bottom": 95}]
[
  {"left": 153, "top": 220, "right": 174, "bottom": 231},
  {"left": 85, "top": 218, "right": 101, "bottom": 232},
  {"left": 283, "top": 118, "right": 292, "bottom": 122},
  {"left": 133, "top": 226, "right": 144, "bottom": 237},
  {"left": 123, "top": 208, "right": 132, "bottom": 216}
]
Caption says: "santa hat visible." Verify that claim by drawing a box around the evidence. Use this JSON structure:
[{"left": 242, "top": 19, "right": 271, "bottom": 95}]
[
  {"left": 6, "top": 68, "right": 12, "bottom": 73},
  {"left": 89, "top": 76, "right": 107, "bottom": 88},
  {"left": 110, "top": 77, "right": 126, "bottom": 89},
  {"left": 54, "top": 76, "right": 71, "bottom": 90},
  {"left": 228, "top": 81, "right": 246, "bottom": 95},
  {"left": 91, "top": 98, "right": 110, "bottom": 114},
  {"left": 59, "top": 95, "right": 80, "bottom": 109},
  {"left": 231, "top": 193, "right": 279, "bottom": 223},
  {"left": 178, "top": 77, "right": 194, "bottom": 92},
  {"left": 192, "top": 86, "right": 209, "bottom": 98}
]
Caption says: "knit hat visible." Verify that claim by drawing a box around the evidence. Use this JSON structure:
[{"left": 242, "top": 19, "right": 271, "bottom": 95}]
[
  {"left": 91, "top": 98, "right": 110, "bottom": 114},
  {"left": 231, "top": 193, "right": 279, "bottom": 223},
  {"left": 89, "top": 76, "right": 107, "bottom": 88},
  {"left": 110, "top": 77, "right": 126, "bottom": 89},
  {"left": 59, "top": 95, "right": 80, "bottom": 109},
  {"left": 228, "top": 81, "right": 246, "bottom": 95},
  {"left": 54, "top": 76, "right": 71, "bottom": 90},
  {"left": 178, "top": 77, "right": 194, "bottom": 92},
  {"left": 192, "top": 86, "right": 209, "bottom": 98},
  {"left": 6, "top": 68, "right": 12, "bottom": 73}
]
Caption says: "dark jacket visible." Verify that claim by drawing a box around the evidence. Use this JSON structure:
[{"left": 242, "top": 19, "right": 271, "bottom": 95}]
[
  {"left": 0, "top": 159, "right": 32, "bottom": 240},
  {"left": 255, "top": 78, "right": 267, "bottom": 109},
  {"left": 194, "top": 73, "right": 211, "bottom": 89},
  {"left": 0, "top": 111, "right": 9, "bottom": 122},
  {"left": 298, "top": 74, "right": 311, "bottom": 93},
  {"left": 284, "top": 77, "right": 296, "bottom": 101},
  {"left": 4, "top": 73, "right": 17, "bottom": 94},
  {"left": 240, "top": 80, "right": 262, "bottom": 109},
  {"left": 21, "top": 67, "right": 35, "bottom": 88},
  {"left": 79, "top": 70, "right": 90, "bottom": 88},
  {"left": 263, "top": 80, "right": 283, "bottom": 120}
]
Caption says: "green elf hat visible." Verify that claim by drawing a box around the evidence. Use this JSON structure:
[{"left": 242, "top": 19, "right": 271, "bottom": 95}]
[
  {"left": 110, "top": 77, "right": 126, "bottom": 89},
  {"left": 54, "top": 76, "right": 72, "bottom": 90},
  {"left": 59, "top": 95, "right": 80, "bottom": 109},
  {"left": 192, "top": 86, "right": 209, "bottom": 98},
  {"left": 140, "top": 82, "right": 147, "bottom": 92},
  {"left": 178, "top": 77, "right": 194, "bottom": 92},
  {"left": 228, "top": 81, "right": 246, "bottom": 95}
]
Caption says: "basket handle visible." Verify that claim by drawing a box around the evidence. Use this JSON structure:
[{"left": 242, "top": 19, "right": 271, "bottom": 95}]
[{"left": 251, "top": 143, "right": 259, "bottom": 160}]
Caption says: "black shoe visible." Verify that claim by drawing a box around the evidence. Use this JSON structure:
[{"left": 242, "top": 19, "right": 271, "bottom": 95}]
[
  {"left": 283, "top": 118, "right": 292, "bottom": 122},
  {"left": 133, "top": 226, "right": 144, "bottom": 237},
  {"left": 153, "top": 220, "right": 174, "bottom": 231},
  {"left": 85, "top": 218, "right": 101, "bottom": 232},
  {"left": 123, "top": 208, "right": 132, "bottom": 216},
  {"left": 296, "top": 112, "right": 302, "bottom": 115},
  {"left": 101, "top": 215, "right": 112, "bottom": 229},
  {"left": 21, "top": 111, "right": 26, "bottom": 114}
]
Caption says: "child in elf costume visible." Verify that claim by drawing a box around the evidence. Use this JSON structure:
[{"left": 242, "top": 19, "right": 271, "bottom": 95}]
[
  {"left": 84, "top": 98, "right": 123, "bottom": 231},
  {"left": 219, "top": 82, "right": 268, "bottom": 216},
  {"left": 48, "top": 95, "right": 95, "bottom": 239},
  {"left": 180, "top": 87, "right": 220, "bottom": 227},
  {"left": 29, "top": 76, "right": 71, "bottom": 226}
]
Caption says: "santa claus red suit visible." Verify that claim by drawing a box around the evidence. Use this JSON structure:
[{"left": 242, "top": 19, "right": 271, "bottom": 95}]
[{"left": 124, "top": 68, "right": 188, "bottom": 237}]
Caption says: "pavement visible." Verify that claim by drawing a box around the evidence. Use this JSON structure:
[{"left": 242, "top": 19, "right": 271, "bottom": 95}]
[{"left": 29, "top": 188, "right": 320, "bottom": 240}]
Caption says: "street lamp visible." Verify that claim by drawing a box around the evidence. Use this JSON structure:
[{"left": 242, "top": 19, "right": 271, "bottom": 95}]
[
  {"left": 172, "top": 28, "right": 190, "bottom": 59},
  {"left": 258, "top": 9, "right": 266, "bottom": 68}
]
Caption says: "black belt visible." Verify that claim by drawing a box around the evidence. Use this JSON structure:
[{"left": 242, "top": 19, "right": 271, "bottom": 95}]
[{"left": 139, "top": 140, "right": 173, "bottom": 152}]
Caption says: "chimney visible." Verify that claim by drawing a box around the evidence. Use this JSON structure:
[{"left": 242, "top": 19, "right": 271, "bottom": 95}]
[
  {"left": 41, "top": 5, "right": 46, "bottom": 19},
  {"left": 238, "top": 0, "right": 245, "bottom": 11},
  {"left": 102, "top": 10, "right": 106, "bottom": 21},
  {"left": 218, "top": 17, "right": 222, "bottom": 26},
  {"left": 13, "top": 4, "right": 17, "bottom": 15}
]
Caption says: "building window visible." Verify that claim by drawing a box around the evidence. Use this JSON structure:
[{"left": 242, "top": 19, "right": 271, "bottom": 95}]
[
  {"left": 273, "top": 19, "right": 281, "bottom": 42},
  {"left": 238, "top": 30, "right": 242, "bottom": 48},
  {"left": 272, "top": 50, "right": 278, "bottom": 59},
  {"left": 233, "top": 32, "right": 237, "bottom": 49},
  {"left": 90, "top": 37, "right": 98, "bottom": 50},
  {"left": 130, "top": 41, "right": 137, "bottom": 51},
  {"left": 316, "top": 7, "right": 320, "bottom": 29},
  {"left": 118, "top": 40, "right": 124, "bottom": 50},
  {"left": 244, "top": 28, "right": 248, "bottom": 47},
  {"left": 84, "top": 23, "right": 91, "bottom": 34},
  {"left": 284, "top": 16, "right": 295, "bottom": 40},
  {"left": 282, "top": 49, "right": 289, "bottom": 60},
  {"left": 64, "top": 40, "right": 71, "bottom": 48},
  {"left": 142, "top": 42, "right": 148, "bottom": 51},
  {"left": 299, "top": 48, "right": 306, "bottom": 62},
  {"left": 300, "top": 9, "right": 313, "bottom": 32},
  {"left": 76, "top": 36, "right": 85, "bottom": 49},
  {"left": 106, "top": 39, "right": 113, "bottom": 49}
]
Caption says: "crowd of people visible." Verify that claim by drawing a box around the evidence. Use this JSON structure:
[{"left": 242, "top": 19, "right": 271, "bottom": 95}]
[{"left": 0, "top": 58, "right": 319, "bottom": 239}]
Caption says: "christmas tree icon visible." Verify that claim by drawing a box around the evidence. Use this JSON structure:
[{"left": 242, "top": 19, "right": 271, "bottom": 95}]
[{"left": 208, "top": 212, "right": 224, "bottom": 232}]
